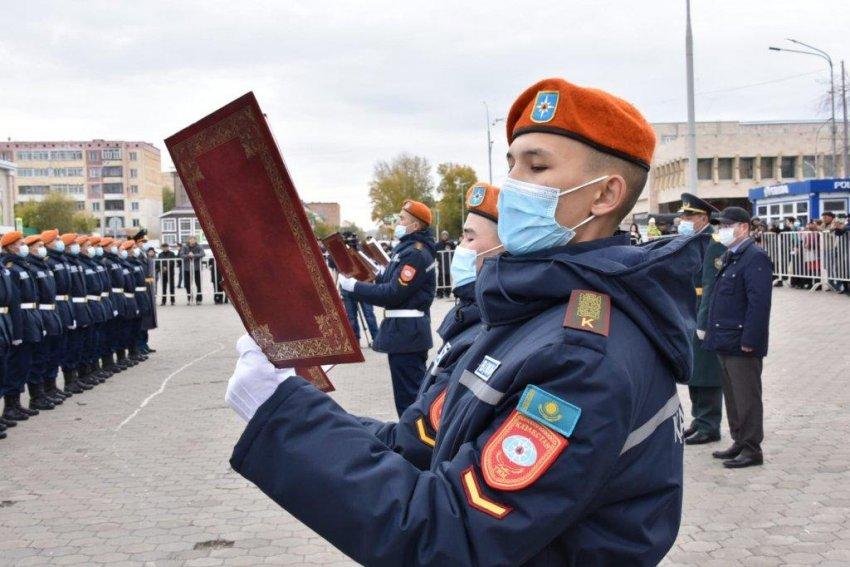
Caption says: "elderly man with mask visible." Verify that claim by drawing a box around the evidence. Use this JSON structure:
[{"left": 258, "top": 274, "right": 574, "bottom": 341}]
[
  {"left": 224, "top": 78, "right": 703, "bottom": 565},
  {"left": 358, "top": 183, "right": 502, "bottom": 469}
]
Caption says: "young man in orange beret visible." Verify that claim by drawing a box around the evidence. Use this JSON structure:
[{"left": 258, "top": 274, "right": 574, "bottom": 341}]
[
  {"left": 338, "top": 199, "right": 438, "bottom": 417},
  {"left": 226, "top": 79, "right": 702, "bottom": 565},
  {"left": 61, "top": 233, "right": 98, "bottom": 389},
  {"left": 0, "top": 236, "right": 17, "bottom": 436},
  {"left": 41, "top": 229, "right": 79, "bottom": 395}
]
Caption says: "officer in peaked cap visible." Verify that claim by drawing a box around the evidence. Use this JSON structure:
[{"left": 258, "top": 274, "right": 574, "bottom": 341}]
[{"left": 678, "top": 193, "right": 725, "bottom": 445}]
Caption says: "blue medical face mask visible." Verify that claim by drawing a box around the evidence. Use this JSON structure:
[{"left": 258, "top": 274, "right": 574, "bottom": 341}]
[
  {"left": 37, "top": 247, "right": 48, "bottom": 258},
  {"left": 497, "top": 175, "right": 608, "bottom": 255},
  {"left": 96, "top": 246, "right": 104, "bottom": 257},
  {"left": 68, "top": 243, "right": 80, "bottom": 255},
  {"left": 394, "top": 224, "right": 408, "bottom": 240},
  {"left": 53, "top": 240, "right": 65, "bottom": 252},
  {"left": 450, "top": 243, "right": 504, "bottom": 289},
  {"left": 119, "top": 250, "right": 128, "bottom": 259},
  {"left": 678, "top": 220, "right": 695, "bottom": 236},
  {"left": 17, "top": 244, "right": 29, "bottom": 258}
]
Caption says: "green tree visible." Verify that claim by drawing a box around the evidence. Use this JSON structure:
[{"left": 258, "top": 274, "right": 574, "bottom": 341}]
[
  {"left": 15, "top": 192, "right": 96, "bottom": 233},
  {"left": 162, "top": 185, "right": 176, "bottom": 212},
  {"left": 14, "top": 201, "right": 40, "bottom": 229},
  {"left": 311, "top": 220, "right": 339, "bottom": 240},
  {"left": 435, "top": 163, "right": 477, "bottom": 238},
  {"left": 71, "top": 212, "right": 97, "bottom": 234},
  {"left": 368, "top": 154, "right": 435, "bottom": 224}
]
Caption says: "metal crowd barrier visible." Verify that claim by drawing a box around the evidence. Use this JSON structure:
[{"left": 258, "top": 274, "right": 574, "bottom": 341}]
[
  {"left": 759, "top": 231, "right": 850, "bottom": 292},
  {"left": 151, "top": 257, "right": 228, "bottom": 305},
  {"left": 435, "top": 249, "right": 454, "bottom": 297}
]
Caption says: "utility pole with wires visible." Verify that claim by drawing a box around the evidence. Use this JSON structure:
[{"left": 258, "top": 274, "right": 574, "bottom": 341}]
[
  {"left": 685, "top": 0, "right": 698, "bottom": 193},
  {"left": 842, "top": 60, "right": 849, "bottom": 177}
]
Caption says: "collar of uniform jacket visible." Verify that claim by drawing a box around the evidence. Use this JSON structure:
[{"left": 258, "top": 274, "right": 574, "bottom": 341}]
[
  {"left": 437, "top": 281, "right": 481, "bottom": 342},
  {"left": 476, "top": 232, "right": 704, "bottom": 384}
]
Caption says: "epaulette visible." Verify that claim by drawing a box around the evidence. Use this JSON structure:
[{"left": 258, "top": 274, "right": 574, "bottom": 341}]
[
  {"left": 414, "top": 242, "right": 424, "bottom": 250},
  {"left": 563, "top": 289, "right": 611, "bottom": 337},
  {"left": 4, "top": 262, "right": 11, "bottom": 268}
]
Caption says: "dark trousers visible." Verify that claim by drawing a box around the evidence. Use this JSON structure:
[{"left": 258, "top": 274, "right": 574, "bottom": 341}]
[
  {"left": 45, "top": 333, "right": 65, "bottom": 381},
  {"left": 9, "top": 342, "right": 36, "bottom": 393},
  {"left": 63, "top": 327, "right": 85, "bottom": 371},
  {"left": 160, "top": 267, "right": 175, "bottom": 303},
  {"left": 718, "top": 355, "right": 764, "bottom": 453},
  {"left": 342, "top": 295, "right": 379, "bottom": 341},
  {"left": 387, "top": 351, "right": 427, "bottom": 417},
  {"left": 28, "top": 339, "right": 49, "bottom": 385},
  {"left": 86, "top": 324, "right": 100, "bottom": 365},
  {"left": 0, "top": 354, "right": 9, "bottom": 396},
  {"left": 688, "top": 386, "right": 723, "bottom": 434},
  {"left": 183, "top": 268, "right": 203, "bottom": 301},
  {"left": 128, "top": 318, "right": 142, "bottom": 349}
]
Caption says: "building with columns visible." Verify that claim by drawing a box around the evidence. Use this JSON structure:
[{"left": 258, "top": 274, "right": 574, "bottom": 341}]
[{"left": 632, "top": 120, "right": 847, "bottom": 221}]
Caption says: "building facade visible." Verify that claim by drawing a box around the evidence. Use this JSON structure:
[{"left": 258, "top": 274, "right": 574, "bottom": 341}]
[
  {"left": 633, "top": 120, "right": 848, "bottom": 221},
  {"left": 160, "top": 170, "right": 204, "bottom": 247},
  {"left": 0, "top": 140, "right": 164, "bottom": 236},
  {"left": 0, "top": 159, "right": 16, "bottom": 227}
]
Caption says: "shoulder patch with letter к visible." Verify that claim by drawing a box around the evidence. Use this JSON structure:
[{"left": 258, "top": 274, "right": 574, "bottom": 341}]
[
  {"left": 518, "top": 384, "right": 581, "bottom": 438},
  {"left": 399, "top": 264, "right": 417, "bottom": 284},
  {"left": 564, "top": 289, "right": 610, "bottom": 336},
  {"left": 482, "top": 410, "right": 568, "bottom": 491}
]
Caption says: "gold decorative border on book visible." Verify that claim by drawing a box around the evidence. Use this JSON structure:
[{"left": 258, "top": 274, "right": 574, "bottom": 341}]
[{"left": 169, "top": 104, "right": 353, "bottom": 361}]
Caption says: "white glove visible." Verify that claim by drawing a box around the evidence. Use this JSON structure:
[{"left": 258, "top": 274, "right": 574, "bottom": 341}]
[
  {"left": 12, "top": 340, "right": 22, "bottom": 346},
  {"left": 338, "top": 274, "right": 357, "bottom": 292},
  {"left": 225, "top": 334, "right": 295, "bottom": 422},
  {"left": 696, "top": 329, "right": 706, "bottom": 340}
]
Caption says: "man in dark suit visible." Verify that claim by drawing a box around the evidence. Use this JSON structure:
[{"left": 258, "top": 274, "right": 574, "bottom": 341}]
[{"left": 703, "top": 207, "right": 773, "bottom": 469}]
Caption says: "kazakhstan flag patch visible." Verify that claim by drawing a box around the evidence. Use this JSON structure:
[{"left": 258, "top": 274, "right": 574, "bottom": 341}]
[{"left": 517, "top": 384, "right": 581, "bottom": 438}]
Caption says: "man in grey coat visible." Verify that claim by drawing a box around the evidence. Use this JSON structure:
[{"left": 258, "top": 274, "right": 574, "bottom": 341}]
[{"left": 180, "top": 236, "right": 205, "bottom": 304}]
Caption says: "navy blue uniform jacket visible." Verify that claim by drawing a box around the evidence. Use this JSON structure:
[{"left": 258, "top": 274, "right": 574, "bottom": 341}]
[
  {"left": 0, "top": 266, "right": 16, "bottom": 354},
  {"left": 231, "top": 234, "right": 703, "bottom": 566},
  {"left": 359, "top": 281, "right": 484, "bottom": 470},
  {"left": 703, "top": 238, "right": 773, "bottom": 358},
  {"left": 65, "top": 254, "right": 93, "bottom": 328},
  {"left": 46, "top": 249, "right": 75, "bottom": 329},
  {"left": 27, "top": 256, "right": 63, "bottom": 337},
  {"left": 5, "top": 255, "right": 44, "bottom": 344},
  {"left": 78, "top": 255, "right": 108, "bottom": 324},
  {"left": 349, "top": 229, "right": 436, "bottom": 354}
]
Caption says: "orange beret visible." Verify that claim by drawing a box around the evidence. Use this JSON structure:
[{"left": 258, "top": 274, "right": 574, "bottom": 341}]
[
  {"left": 23, "top": 235, "right": 42, "bottom": 246},
  {"left": 40, "top": 229, "right": 59, "bottom": 245},
  {"left": 1, "top": 231, "right": 23, "bottom": 248},
  {"left": 465, "top": 183, "right": 500, "bottom": 223},
  {"left": 100, "top": 237, "right": 114, "bottom": 247},
  {"left": 120, "top": 240, "right": 135, "bottom": 251},
  {"left": 507, "top": 78, "right": 655, "bottom": 170},
  {"left": 60, "top": 233, "right": 77, "bottom": 246},
  {"left": 75, "top": 235, "right": 88, "bottom": 245},
  {"left": 402, "top": 200, "right": 432, "bottom": 226},
  {"left": 87, "top": 236, "right": 101, "bottom": 246}
]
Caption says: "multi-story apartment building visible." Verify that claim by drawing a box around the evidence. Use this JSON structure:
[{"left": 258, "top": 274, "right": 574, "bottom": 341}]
[
  {"left": 0, "top": 159, "right": 15, "bottom": 227},
  {"left": 0, "top": 140, "right": 164, "bottom": 236},
  {"left": 633, "top": 120, "right": 848, "bottom": 221}
]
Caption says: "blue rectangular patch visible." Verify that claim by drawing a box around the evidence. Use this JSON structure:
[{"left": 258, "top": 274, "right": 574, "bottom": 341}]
[{"left": 517, "top": 385, "right": 581, "bottom": 437}]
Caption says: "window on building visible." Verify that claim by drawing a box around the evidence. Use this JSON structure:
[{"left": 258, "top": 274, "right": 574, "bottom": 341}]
[
  {"left": 129, "top": 185, "right": 139, "bottom": 194},
  {"left": 782, "top": 203, "right": 794, "bottom": 214},
  {"left": 798, "top": 201, "right": 808, "bottom": 214},
  {"left": 697, "top": 158, "right": 712, "bottom": 180},
  {"left": 105, "top": 200, "right": 125, "bottom": 211},
  {"left": 162, "top": 218, "right": 176, "bottom": 232},
  {"left": 87, "top": 150, "right": 100, "bottom": 161},
  {"left": 162, "top": 234, "right": 177, "bottom": 245},
  {"left": 50, "top": 150, "right": 83, "bottom": 160},
  {"left": 822, "top": 155, "right": 836, "bottom": 176},
  {"left": 132, "top": 219, "right": 140, "bottom": 227},
  {"left": 757, "top": 205, "right": 768, "bottom": 217},
  {"left": 103, "top": 183, "right": 124, "bottom": 194},
  {"left": 92, "top": 202, "right": 100, "bottom": 212},
  {"left": 0, "top": 151, "right": 11, "bottom": 161},
  {"left": 802, "top": 155, "right": 817, "bottom": 177},
  {"left": 94, "top": 219, "right": 101, "bottom": 228},
  {"left": 129, "top": 151, "right": 138, "bottom": 161},
  {"left": 129, "top": 168, "right": 138, "bottom": 178},
  {"left": 75, "top": 201, "right": 85, "bottom": 211},
  {"left": 822, "top": 199, "right": 848, "bottom": 214},
  {"left": 739, "top": 157, "right": 755, "bottom": 179},
  {"left": 17, "top": 185, "right": 50, "bottom": 195},
  {"left": 780, "top": 156, "right": 796, "bottom": 179},
  {"left": 131, "top": 201, "right": 139, "bottom": 211},
  {"left": 760, "top": 157, "right": 775, "bottom": 179},
  {"left": 17, "top": 150, "right": 50, "bottom": 161},
  {"left": 102, "top": 166, "right": 123, "bottom": 177},
  {"left": 52, "top": 184, "right": 85, "bottom": 195},
  {"left": 88, "top": 168, "right": 101, "bottom": 178},
  {"left": 102, "top": 148, "right": 122, "bottom": 160},
  {"left": 717, "top": 158, "right": 733, "bottom": 180},
  {"left": 179, "top": 218, "right": 192, "bottom": 232},
  {"left": 90, "top": 183, "right": 102, "bottom": 197}
]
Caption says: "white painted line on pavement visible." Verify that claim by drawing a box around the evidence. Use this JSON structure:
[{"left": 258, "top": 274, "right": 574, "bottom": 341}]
[{"left": 115, "top": 343, "right": 225, "bottom": 431}]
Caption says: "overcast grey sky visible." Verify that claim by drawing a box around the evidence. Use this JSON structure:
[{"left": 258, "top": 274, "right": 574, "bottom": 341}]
[{"left": 2, "top": 0, "right": 848, "bottom": 227}]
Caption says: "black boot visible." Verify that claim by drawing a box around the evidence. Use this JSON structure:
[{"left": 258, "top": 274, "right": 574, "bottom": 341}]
[
  {"left": 114, "top": 350, "right": 130, "bottom": 369},
  {"left": 91, "top": 360, "right": 112, "bottom": 380},
  {"left": 0, "top": 423, "right": 6, "bottom": 439},
  {"left": 3, "top": 395, "right": 28, "bottom": 421},
  {"left": 13, "top": 393, "right": 39, "bottom": 416},
  {"left": 64, "top": 369, "right": 87, "bottom": 393},
  {"left": 45, "top": 377, "right": 70, "bottom": 400},
  {"left": 101, "top": 355, "right": 117, "bottom": 375},
  {"left": 28, "top": 383, "right": 56, "bottom": 411},
  {"left": 78, "top": 364, "right": 100, "bottom": 387},
  {"left": 0, "top": 415, "right": 16, "bottom": 428}
]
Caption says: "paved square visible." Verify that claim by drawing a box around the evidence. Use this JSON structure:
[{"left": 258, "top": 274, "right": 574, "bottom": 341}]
[{"left": 0, "top": 287, "right": 848, "bottom": 566}]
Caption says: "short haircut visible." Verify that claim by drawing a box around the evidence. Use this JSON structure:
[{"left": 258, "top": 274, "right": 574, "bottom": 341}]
[{"left": 583, "top": 146, "right": 649, "bottom": 221}]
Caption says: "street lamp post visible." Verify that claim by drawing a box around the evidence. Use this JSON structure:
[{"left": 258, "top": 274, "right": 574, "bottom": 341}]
[
  {"left": 484, "top": 102, "right": 505, "bottom": 185},
  {"left": 769, "top": 39, "right": 837, "bottom": 176},
  {"left": 842, "top": 60, "right": 849, "bottom": 176}
]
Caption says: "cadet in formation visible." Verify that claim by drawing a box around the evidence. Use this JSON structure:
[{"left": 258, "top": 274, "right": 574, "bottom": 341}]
[
  {"left": 678, "top": 193, "right": 725, "bottom": 445},
  {"left": 358, "top": 182, "right": 503, "bottom": 468},
  {"left": 338, "top": 200, "right": 437, "bottom": 416},
  {"left": 0, "top": 232, "right": 157, "bottom": 439},
  {"left": 226, "top": 78, "right": 704, "bottom": 565}
]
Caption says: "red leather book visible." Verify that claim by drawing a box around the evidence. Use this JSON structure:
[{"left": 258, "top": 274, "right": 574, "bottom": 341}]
[
  {"left": 322, "top": 233, "right": 374, "bottom": 282},
  {"left": 363, "top": 238, "right": 390, "bottom": 267},
  {"left": 165, "top": 92, "right": 363, "bottom": 383},
  {"left": 294, "top": 366, "right": 334, "bottom": 393}
]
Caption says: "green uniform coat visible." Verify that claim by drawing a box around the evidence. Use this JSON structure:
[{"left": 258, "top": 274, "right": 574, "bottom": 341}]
[{"left": 692, "top": 226, "right": 724, "bottom": 387}]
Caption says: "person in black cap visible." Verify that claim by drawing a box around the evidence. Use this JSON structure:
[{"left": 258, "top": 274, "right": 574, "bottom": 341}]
[
  {"left": 678, "top": 193, "right": 724, "bottom": 445},
  {"left": 702, "top": 206, "right": 773, "bottom": 468}
]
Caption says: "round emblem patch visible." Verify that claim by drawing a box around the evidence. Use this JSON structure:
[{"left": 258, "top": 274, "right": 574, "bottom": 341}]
[
  {"left": 502, "top": 435, "right": 538, "bottom": 467},
  {"left": 468, "top": 185, "right": 486, "bottom": 207}
]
